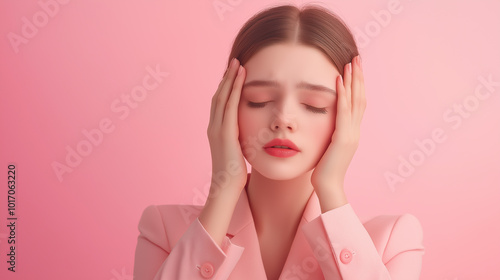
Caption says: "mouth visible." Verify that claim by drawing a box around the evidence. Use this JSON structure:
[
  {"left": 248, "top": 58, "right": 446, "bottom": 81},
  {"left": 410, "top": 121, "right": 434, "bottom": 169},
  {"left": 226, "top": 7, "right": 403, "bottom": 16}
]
[{"left": 264, "top": 138, "right": 300, "bottom": 152}]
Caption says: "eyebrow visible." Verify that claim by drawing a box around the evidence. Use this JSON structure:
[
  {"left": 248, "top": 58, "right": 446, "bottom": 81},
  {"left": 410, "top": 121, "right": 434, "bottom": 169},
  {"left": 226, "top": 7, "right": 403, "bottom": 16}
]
[{"left": 243, "top": 80, "right": 336, "bottom": 95}]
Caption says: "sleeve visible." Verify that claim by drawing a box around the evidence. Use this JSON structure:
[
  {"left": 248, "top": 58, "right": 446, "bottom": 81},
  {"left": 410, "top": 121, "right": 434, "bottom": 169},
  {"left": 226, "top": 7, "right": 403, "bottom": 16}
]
[
  {"left": 301, "top": 203, "right": 424, "bottom": 280},
  {"left": 133, "top": 205, "right": 245, "bottom": 280}
]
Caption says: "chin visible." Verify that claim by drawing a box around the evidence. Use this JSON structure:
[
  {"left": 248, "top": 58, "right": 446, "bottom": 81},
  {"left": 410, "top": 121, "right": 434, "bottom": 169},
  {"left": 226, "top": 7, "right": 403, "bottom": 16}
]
[{"left": 248, "top": 155, "right": 313, "bottom": 181}]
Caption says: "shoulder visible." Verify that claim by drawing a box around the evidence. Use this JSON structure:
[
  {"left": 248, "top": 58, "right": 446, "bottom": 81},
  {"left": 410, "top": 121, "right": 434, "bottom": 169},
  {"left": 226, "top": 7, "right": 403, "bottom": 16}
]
[
  {"left": 362, "top": 213, "right": 425, "bottom": 263},
  {"left": 137, "top": 204, "right": 204, "bottom": 252}
]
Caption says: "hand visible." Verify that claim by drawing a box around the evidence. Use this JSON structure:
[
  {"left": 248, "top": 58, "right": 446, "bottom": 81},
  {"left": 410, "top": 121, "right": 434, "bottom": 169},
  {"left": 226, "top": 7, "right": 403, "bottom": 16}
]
[
  {"left": 311, "top": 55, "right": 366, "bottom": 198},
  {"left": 200, "top": 59, "right": 248, "bottom": 247},
  {"left": 207, "top": 58, "right": 248, "bottom": 198}
]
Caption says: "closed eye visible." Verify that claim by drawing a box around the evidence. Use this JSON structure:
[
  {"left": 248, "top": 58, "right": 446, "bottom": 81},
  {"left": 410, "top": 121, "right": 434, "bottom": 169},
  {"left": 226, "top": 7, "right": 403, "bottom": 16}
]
[{"left": 247, "top": 101, "right": 327, "bottom": 114}]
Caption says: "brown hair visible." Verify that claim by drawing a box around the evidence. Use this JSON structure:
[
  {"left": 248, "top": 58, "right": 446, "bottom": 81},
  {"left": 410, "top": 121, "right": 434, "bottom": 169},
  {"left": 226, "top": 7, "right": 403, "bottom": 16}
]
[{"left": 227, "top": 4, "right": 359, "bottom": 76}]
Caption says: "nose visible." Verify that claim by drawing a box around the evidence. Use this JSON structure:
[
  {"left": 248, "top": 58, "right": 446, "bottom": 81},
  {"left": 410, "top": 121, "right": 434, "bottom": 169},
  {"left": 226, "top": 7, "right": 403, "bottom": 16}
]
[{"left": 270, "top": 105, "right": 297, "bottom": 131}]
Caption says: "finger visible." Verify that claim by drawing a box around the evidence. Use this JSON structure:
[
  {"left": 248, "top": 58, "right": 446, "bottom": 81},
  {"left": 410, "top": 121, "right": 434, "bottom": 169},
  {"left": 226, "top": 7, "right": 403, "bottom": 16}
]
[
  {"left": 343, "top": 61, "right": 352, "bottom": 110},
  {"left": 210, "top": 59, "right": 234, "bottom": 125},
  {"left": 335, "top": 74, "right": 349, "bottom": 133},
  {"left": 212, "top": 58, "right": 240, "bottom": 128},
  {"left": 352, "top": 55, "right": 366, "bottom": 124},
  {"left": 224, "top": 65, "right": 245, "bottom": 134}
]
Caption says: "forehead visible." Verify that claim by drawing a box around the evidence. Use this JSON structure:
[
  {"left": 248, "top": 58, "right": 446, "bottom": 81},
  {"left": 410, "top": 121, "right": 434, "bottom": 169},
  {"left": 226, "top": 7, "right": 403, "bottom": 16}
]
[{"left": 243, "top": 43, "right": 340, "bottom": 87}]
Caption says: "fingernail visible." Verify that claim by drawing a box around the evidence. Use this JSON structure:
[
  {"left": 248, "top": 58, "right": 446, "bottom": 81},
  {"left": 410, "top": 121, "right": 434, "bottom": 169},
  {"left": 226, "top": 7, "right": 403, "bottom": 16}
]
[
  {"left": 347, "top": 63, "right": 352, "bottom": 74},
  {"left": 358, "top": 56, "right": 363, "bottom": 70},
  {"left": 238, "top": 65, "right": 243, "bottom": 75}
]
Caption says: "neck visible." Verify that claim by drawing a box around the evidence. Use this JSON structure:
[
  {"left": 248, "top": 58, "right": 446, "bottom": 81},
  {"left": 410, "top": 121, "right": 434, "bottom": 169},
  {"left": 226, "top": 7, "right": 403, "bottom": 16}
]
[{"left": 245, "top": 168, "right": 315, "bottom": 237}]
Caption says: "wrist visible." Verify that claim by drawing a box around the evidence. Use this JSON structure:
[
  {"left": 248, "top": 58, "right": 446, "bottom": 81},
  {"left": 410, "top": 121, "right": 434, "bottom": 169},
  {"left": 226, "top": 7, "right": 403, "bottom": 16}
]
[
  {"left": 207, "top": 180, "right": 243, "bottom": 199},
  {"left": 315, "top": 186, "right": 348, "bottom": 213}
]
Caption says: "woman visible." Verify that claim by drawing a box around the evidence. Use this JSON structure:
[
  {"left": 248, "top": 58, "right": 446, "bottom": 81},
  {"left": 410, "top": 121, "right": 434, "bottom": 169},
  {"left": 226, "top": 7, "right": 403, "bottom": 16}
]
[{"left": 133, "top": 4, "right": 424, "bottom": 280}]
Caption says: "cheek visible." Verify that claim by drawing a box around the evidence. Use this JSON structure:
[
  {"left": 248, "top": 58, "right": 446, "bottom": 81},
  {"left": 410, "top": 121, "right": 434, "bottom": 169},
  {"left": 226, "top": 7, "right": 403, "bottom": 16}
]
[
  {"left": 306, "top": 117, "right": 335, "bottom": 150},
  {"left": 309, "top": 120, "right": 333, "bottom": 137},
  {"left": 238, "top": 107, "right": 264, "bottom": 141},
  {"left": 238, "top": 107, "right": 270, "bottom": 161}
]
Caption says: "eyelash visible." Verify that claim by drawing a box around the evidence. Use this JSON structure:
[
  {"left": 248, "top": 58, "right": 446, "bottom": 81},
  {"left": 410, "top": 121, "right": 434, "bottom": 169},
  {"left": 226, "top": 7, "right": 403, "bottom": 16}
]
[{"left": 247, "top": 102, "right": 328, "bottom": 114}]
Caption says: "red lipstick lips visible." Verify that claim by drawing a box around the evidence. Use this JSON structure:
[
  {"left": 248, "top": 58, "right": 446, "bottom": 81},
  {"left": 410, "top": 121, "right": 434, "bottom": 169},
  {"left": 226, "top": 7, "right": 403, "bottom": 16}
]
[{"left": 263, "top": 138, "right": 300, "bottom": 158}]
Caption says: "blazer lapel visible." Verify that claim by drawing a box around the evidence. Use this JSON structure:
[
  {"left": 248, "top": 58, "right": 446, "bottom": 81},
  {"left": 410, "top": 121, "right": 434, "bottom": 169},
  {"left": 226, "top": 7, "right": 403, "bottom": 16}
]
[
  {"left": 224, "top": 183, "right": 267, "bottom": 279},
  {"left": 278, "top": 191, "right": 325, "bottom": 279}
]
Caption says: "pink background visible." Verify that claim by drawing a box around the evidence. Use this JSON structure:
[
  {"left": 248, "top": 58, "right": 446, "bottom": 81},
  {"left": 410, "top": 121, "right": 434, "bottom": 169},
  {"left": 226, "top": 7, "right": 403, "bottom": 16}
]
[{"left": 1, "top": 0, "right": 499, "bottom": 279}]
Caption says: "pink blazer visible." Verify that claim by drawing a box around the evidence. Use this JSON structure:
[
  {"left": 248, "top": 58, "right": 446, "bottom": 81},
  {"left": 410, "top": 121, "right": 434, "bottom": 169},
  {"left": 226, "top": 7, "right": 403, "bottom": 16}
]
[{"left": 133, "top": 185, "right": 424, "bottom": 279}]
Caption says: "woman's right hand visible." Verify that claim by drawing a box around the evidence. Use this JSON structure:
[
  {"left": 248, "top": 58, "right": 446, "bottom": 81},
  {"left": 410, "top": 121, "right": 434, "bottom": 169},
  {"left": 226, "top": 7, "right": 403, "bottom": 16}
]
[
  {"left": 199, "top": 58, "right": 248, "bottom": 248},
  {"left": 206, "top": 57, "right": 248, "bottom": 199}
]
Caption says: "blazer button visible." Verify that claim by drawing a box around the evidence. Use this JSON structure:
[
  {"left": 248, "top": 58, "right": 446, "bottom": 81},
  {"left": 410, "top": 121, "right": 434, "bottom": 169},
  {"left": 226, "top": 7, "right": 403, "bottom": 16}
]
[
  {"left": 339, "top": 249, "right": 353, "bottom": 264},
  {"left": 200, "top": 262, "right": 215, "bottom": 278}
]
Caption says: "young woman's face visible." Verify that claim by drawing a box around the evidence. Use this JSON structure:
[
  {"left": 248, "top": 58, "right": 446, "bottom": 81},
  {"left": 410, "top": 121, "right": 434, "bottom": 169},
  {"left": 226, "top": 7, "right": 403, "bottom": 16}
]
[{"left": 238, "top": 43, "right": 340, "bottom": 180}]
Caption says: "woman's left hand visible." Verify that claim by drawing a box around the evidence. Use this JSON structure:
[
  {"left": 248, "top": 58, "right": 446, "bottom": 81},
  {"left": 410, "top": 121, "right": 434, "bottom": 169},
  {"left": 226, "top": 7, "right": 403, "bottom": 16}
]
[{"left": 311, "top": 55, "right": 366, "bottom": 209}]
